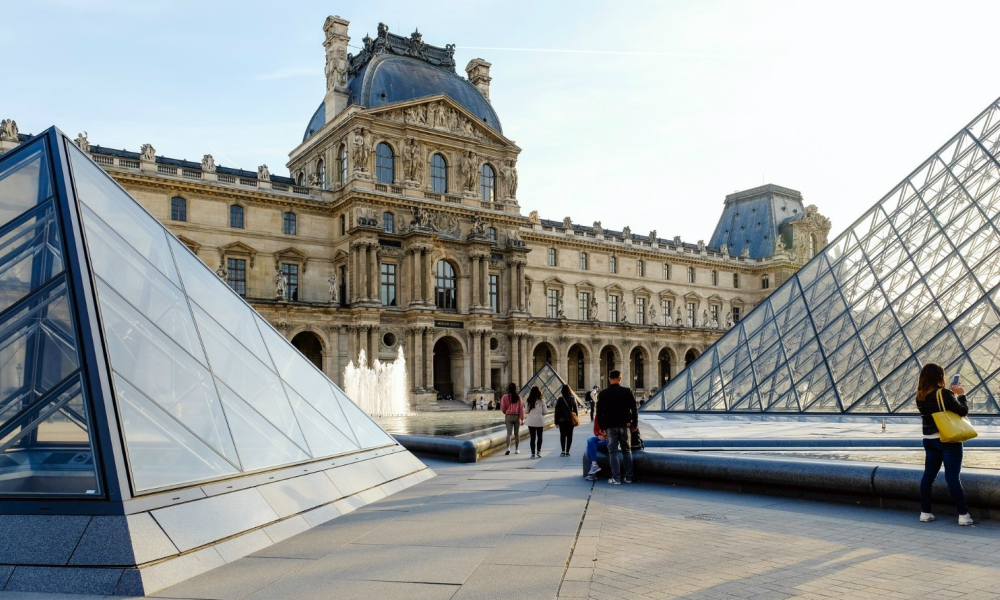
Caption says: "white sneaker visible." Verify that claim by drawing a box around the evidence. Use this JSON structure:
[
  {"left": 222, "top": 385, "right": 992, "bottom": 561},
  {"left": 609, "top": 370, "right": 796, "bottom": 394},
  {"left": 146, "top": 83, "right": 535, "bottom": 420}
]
[
  {"left": 959, "top": 514, "right": 974, "bottom": 526},
  {"left": 919, "top": 512, "right": 935, "bottom": 522},
  {"left": 514, "top": 449, "right": 520, "bottom": 454}
]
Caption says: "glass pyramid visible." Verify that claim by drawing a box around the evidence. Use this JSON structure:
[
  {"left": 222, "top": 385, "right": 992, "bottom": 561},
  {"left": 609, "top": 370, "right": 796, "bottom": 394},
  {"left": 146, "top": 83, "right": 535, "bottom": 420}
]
[
  {"left": 520, "top": 363, "right": 582, "bottom": 409},
  {"left": 0, "top": 129, "right": 398, "bottom": 497},
  {"left": 643, "top": 96, "right": 1000, "bottom": 415}
]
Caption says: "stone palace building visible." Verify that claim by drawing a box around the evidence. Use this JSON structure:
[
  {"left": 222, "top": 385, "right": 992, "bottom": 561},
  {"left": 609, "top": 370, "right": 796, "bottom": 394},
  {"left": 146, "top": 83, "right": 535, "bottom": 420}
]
[{"left": 0, "top": 16, "right": 830, "bottom": 407}]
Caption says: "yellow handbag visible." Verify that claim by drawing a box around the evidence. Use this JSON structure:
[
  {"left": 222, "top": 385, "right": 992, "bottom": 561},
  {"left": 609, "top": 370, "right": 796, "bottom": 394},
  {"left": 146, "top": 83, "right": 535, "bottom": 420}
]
[{"left": 933, "top": 389, "right": 978, "bottom": 443}]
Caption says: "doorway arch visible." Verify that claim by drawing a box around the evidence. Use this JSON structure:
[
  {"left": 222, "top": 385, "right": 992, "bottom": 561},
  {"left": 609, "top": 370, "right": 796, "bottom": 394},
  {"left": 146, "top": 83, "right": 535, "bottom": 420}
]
[
  {"left": 684, "top": 348, "right": 700, "bottom": 367},
  {"left": 629, "top": 347, "right": 649, "bottom": 390},
  {"left": 658, "top": 348, "right": 674, "bottom": 388},
  {"left": 532, "top": 342, "right": 557, "bottom": 374},
  {"left": 599, "top": 345, "right": 620, "bottom": 387},
  {"left": 567, "top": 344, "right": 588, "bottom": 391},
  {"left": 291, "top": 331, "right": 323, "bottom": 370},
  {"left": 433, "top": 336, "right": 465, "bottom": 400}
]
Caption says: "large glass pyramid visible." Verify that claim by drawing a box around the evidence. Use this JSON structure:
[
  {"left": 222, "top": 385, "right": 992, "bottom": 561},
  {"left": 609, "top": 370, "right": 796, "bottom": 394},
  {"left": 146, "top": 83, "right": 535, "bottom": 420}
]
[
  {"left": 0, "top": 129, "right": 398, "bottom": 497},
  {"left": 643, "top": 96, "right": 1000, "bottom": 415},
  {"left": 521, "top": 363, "right": 581, "bottom": 409}
]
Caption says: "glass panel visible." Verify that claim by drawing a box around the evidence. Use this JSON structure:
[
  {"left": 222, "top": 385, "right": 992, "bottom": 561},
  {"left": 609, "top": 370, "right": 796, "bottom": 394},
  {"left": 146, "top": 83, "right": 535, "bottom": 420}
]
[
  {"left": 96, "top": 280, "right": 239, "bottom": 466},
  {"left": 846, "top": 387, "right": 888, "bottom": 413},
  {"left": 83, "top": 206, "right": 205, "bottom": 363},
  {"left": 0, "top": 141, "right": 51, "bottom": 226},
  {"left": 68, "top": 144, "right": 179, "bottom": 285},
  {"left": 215, "top": 379, "right": 310, "bottom": 472},
  {"left": 0, "top": 202, "right": 64, "bottom": 314},
  {"left": 902, "top": 304, "right": 948, "bottom": 351},
  {"left": 116, "top": 375, "right": 238, "bottom": 492},
  {"left": 881, "top": 360, "right": 921, "bottom": 412},
  {"left": 835, "top": 361, "right": 878, "bottom": 410},
  {"left": 283, "top": 383, "right": 356, "bottom": 457},
  {"left": 0, "top": 280, "right": 79, "bottom": 416},
  {"left": 333, "top": 385, "right": 396, "bottom": 449},
  {"left": 191, "top": 304, "right": 308, "bottom": 453},
  {"left": 168, "top": 237, "right": 273, "bottom": 367},
  {"left": 0, "top": 377, "right": 100, "bottom": 496}
]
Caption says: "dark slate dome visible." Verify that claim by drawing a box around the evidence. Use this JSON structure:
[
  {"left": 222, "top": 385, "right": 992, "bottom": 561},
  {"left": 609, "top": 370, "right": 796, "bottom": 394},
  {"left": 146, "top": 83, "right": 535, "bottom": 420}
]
[{"left": 303, "top": 25, "right": 502, "bottom": 142}]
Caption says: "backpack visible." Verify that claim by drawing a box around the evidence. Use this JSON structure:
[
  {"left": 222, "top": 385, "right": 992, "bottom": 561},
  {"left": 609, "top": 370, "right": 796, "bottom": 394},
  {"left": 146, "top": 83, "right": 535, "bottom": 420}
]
[{"left": 629, "top": 427, "right": 644, "bottom": 451}]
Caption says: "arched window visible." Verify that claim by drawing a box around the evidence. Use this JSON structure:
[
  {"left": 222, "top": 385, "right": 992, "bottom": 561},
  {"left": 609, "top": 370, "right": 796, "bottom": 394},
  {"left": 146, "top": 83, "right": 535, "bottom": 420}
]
[
  {"left": 548, "top": 248, "right": 557, "bottom": 266},
  {"left": 283, "top": 211, "right": 297, "bottom": 235},
  {"left": 229, "top": 204, "right": 244, "bottom": 229},
  {"left": 430, "top": 153, "right": 447, "bottom": 193},
  {"left": 435, "top": 260, "right": 457, "bottom": 310},
  {"left": 580, "top": 252, "right": 588, "bottom": 270},
  {"left": 609, "top": 255, "right": 618, "bottom": 274},
  {"left": 637, "top": 259, "right": 645, "bottom": 277},
  {"left": 809, "top": 234, "right": 817, "bottom": 258},
  {"left": 376, "top": 142, "right": 394, "bottom": 183},
  {"left": 338, "top": 144, "right": 348, "bottom": 185},
  {"left": 170, "top": 196, "right": 187, "bottom": 221},
  {"left": 480, "top": 163, "right": 496, "bottom": 202},
  {"left": 317, "top": 159, "right": 326, "bottom": 189},
  {"left": 383, "top": 211, "right": 395, "bottom": 234},
  {"left": 295, "top": 172, "right": 304, "bottom": 186}
]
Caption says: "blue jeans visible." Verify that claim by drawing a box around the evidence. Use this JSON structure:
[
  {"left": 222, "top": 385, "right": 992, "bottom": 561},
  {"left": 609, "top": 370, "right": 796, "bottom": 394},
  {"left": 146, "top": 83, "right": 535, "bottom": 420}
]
[
  {"left": 920, "top": 438, "right": 968, "bottom": 515},
  {"left": 605, "top": 427, "right": 633, "bottom": 480},
  {"left": 586, "top": 436, "right": 608, "bottom": 463}
]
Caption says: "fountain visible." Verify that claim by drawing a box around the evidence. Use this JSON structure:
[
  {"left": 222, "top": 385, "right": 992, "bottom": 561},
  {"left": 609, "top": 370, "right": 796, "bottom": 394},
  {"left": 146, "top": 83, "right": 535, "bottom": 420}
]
[{"left": 343, "top": 347, "right": 411, "bottom": 416}]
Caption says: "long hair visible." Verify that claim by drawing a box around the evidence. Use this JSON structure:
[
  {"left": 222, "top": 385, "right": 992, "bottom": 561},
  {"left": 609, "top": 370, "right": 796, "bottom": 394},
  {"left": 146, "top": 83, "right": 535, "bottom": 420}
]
[
  {"left": 561, "top": 385, "right": 573, "bottom": 403},
  {"left": 506, "top": 383, "right": 520, "bottom": 403},
  {"left": 917, "top": 363, "right": 945, "bottom": 402},
  {"left": 527, "top": 386, "right": 542, "bottom": 411}
]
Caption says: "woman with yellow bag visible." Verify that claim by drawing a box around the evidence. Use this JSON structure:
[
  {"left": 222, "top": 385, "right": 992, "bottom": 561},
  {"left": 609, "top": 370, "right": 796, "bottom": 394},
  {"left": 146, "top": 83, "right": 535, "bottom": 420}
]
[{"left": 915, "top": 363, "right": 975, "bottom": 526}]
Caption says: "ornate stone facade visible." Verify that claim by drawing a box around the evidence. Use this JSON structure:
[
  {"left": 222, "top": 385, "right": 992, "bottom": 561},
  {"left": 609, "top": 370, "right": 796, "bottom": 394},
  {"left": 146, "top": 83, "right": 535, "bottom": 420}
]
[{"left": 0, "top": 17, "right": 829, "bottom": 408}]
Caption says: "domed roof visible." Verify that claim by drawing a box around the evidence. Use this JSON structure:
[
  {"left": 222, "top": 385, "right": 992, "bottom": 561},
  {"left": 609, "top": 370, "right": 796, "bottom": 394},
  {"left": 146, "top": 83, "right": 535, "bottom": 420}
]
[{"left": 303, "top": 25, "right": 501, "bottom": 142}]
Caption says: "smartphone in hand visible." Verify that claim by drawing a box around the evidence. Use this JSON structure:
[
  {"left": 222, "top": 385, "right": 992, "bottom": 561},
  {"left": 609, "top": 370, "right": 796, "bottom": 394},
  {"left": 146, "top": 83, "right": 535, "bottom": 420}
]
[{"left": 951, "top": 374, "right": 961, "bottom": 387}]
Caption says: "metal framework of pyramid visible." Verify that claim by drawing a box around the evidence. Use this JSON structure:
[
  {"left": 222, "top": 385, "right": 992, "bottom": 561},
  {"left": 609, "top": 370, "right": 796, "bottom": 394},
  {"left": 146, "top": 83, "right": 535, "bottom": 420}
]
[
  {"left": 643, "top": 96, "right": 1000, "bottom": 415},
  {"left": 521, "top": 363, "right": 581, "bottom": 408},
  {"left": 0, "top": 129, "right": 429, "bottom": 595}
]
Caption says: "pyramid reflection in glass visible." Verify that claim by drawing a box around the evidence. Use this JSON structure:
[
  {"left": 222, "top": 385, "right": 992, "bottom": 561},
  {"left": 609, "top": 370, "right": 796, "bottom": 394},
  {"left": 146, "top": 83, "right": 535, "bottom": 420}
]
[
  {"left": 0, "top": 129, "right": 397, "bottom": 497},
  {"left": 643, "top": 97, "right": 1000, "bottom": 414}
]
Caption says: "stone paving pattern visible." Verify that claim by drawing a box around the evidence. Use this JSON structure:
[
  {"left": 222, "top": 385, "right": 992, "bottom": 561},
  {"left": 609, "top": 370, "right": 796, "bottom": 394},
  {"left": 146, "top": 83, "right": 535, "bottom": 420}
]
[{"left": 3, "top": 427, "right": 1000, "bottom": 600}]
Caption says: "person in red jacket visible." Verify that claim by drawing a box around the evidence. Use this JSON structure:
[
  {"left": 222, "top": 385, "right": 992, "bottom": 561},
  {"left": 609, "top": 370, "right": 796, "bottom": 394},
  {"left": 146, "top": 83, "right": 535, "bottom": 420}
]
[{"left": 500, "top": 383, "right": 525, "bottom": 455}]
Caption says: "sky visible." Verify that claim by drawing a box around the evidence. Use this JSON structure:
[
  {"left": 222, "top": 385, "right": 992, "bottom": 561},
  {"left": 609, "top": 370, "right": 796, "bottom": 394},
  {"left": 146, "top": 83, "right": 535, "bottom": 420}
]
[{"left": 4, "top": 0, "right": 999, "bottom": 243}]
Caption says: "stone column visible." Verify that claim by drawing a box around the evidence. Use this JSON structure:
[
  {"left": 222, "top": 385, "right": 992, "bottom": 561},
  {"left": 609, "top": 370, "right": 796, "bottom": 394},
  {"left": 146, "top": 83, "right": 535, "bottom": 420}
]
[
  {"left": 469, "top": 331, "right": 478, "bottom": 389},
  {"left": 421, "top": 249, "right": 430, "bottom": 305},
  {"left": 368, "top": 326, "right": 378, "bottom": 366},
  {"left": 509, "top": 334, "right": 519, "bottom": 386},
  {"left": 368, "top": 244, "right": 378, "bottom": 301},
  {"left": 480, "top": 258, "right": 489, "bottom": 310},
  {"left": 470, "top": 257, "right": 479, "bottom": 308},
  {"left": 422, "top": 327, "right": 432, "bottom": 389},
  {"left": 481, "top": 333, "right": 490, "bottom": 391}
]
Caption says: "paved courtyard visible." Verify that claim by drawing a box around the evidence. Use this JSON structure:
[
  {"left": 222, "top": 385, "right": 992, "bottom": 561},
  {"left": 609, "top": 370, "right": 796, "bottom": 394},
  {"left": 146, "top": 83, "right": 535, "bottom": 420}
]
[{"left": 5, "top": 426, "right": 1000, "bottom": 600}]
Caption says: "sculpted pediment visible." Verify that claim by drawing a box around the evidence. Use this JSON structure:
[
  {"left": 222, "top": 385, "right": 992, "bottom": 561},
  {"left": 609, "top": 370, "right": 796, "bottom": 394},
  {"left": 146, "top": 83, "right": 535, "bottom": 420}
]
[
  {"left": 543, "top": 276, "right": 568, "bottom": 287},
  {"left": 367, "top": 95, "right": 515, "bottom": 148},
  {"left": 219, "top": 241, "right": 257, "bottom": 267}
]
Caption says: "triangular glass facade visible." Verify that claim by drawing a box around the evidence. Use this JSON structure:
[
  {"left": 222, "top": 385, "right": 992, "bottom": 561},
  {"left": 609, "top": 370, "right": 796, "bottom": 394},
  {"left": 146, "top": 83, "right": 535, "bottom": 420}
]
[
  {"left": 643, "top": 97, "right": 1000, "bottom": 415},
  {"left": 0, "top": 130, "right": 398, "bottom": 498},
  {"left": 520, "top": 363, "right": 581, "bottom": 408}
]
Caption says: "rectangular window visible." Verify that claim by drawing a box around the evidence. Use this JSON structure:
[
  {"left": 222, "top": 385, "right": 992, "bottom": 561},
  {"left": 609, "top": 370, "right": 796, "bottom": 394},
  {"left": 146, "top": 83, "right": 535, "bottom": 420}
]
[
  {"left": 383, "top": 212, "right": 395, "bottom": 233},
  {"left": 170, "top": 197, "right": 186, "bottom": 222},
  {"left": 609, "top": 294, "right": 619, "bottom": 322},
  {"left": 687, "top": 266, "right": 695, "bottom": 283},
  {"left": 636, "top": 297, "right": 646, "bottom": 325},
  {"left": 686, "top": 302, "right": 696, "bottom": 324},
  {"left": 637, "top": 259, "right": 644, "bottom": 277},
  {"left": 580, "top": 252, "right": 588, "bottom": 270},
  {"left": 711, "top": 270, "right": 718, "bottom": 286},
  {"left": 710, "top": 305, "right": 719, "bottom": 325},
  {"left": 489, "top": 274, "right": 499, "bottom": 313},
  {"left": 733, "top": 273, "right": 740, "bottom": 288},
  {"left": 281, "top": 263, "right": 299, "bottom": 301},
  {"left": 547, "top": 289, "right": 560, "bottom": 318},
  {"left": 548, "top": 248, "right": 557, "bottom": 266},
  {"left": 340, "top": 214, "right": 346, "bottom": 236},
  {"left": 488, "top": 227, "right": 497, "bottom": 242},
  {"left": 380, "top": 263, "right": 396, "bottom": 306},
  {"left": 283, "top": 212, "right": 297, "bottom": 235},
  {"left": 733, "top": 306, "right": 742, "bottom": 322},
  {"left": 762, "top": 275, "right": 770, "bottom": 289},
  {"left": 227, "top": 258, "right": 246, "bottom": 297},
  {"left": 663, "top": 263, "right": 670, "bottom": 280},
  {"left": 609, "top": 256, "right": 617, "bottom": 274},
  {"left": 229, "top": 205, "right": 244, "bottom": 229},
  {"left": 579, "top": 291, "right": 590, "bottom": 321},
  {"left": 661, "top": 300, "right": 671, "bottom": 326}
]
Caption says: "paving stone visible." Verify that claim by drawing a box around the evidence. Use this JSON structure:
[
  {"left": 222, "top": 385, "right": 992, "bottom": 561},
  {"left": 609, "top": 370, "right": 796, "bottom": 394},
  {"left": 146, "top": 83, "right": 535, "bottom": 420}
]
[
  {"left": 451, "top": 564, "right": 565, "bottom": 600},
  {"left": 302, "top": 543, "right": 489, "bottom": 585},
  {"left": 155, "top": 557, "right": 312, "bottom": 600},
  {"left": 352, "top": 518, "right": 511, "bottom": 547},
  {"left": 243, "top": 578, "right": 459, "bottom": 600},
  {"left": 487, "top": 534, "right": 575, "bottom": 566}
]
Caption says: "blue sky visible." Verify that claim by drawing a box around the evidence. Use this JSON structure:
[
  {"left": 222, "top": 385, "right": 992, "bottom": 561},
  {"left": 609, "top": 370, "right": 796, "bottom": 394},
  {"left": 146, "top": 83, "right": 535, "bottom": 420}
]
[{"left": 4, "top": 0, "right": 999, "bottom": 242}]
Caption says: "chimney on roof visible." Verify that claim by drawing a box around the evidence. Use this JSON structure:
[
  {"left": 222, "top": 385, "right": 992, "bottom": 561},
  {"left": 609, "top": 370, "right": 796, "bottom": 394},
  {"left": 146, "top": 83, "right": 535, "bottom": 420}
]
[
  {"left": 465, "top": 58, "right": 492, "bottom": 102},
  {"left": 323, "top": 15, "right": 351, "bottom": 120}
]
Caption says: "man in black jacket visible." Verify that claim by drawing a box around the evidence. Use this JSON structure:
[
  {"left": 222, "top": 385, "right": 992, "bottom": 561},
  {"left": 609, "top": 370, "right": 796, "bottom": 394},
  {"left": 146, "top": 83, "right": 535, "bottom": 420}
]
[{"left": 596, "top": 370, "right": 638, "bottom": 484}]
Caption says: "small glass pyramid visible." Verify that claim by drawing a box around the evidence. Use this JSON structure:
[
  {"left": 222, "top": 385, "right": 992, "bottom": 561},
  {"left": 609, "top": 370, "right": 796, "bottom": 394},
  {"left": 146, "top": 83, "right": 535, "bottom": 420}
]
[
  {"left": 520, "top": 363, "right": 581, "bottom": 408},
  {"left": 0, "top": 129, "right": 398, "bottom": 497},
  {"left": 643, "top": 96, "right": 1000, "bottom": 414}
]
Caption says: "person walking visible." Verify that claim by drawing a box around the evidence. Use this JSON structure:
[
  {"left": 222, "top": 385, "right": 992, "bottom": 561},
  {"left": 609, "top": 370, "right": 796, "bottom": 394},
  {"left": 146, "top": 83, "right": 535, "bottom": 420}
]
[
  {"left": 500, "top": 383, "right": 525, "bottom": 455},
  {"left": 524, "top": 386, "right": 547, "bottom": 458},
  {"left": 595, "top": 369, "right": 638, "bottom": 484},
  {"left": 584, "top": 413, "right": 608, "bottom": 480},
  {"left": 587, "top": 385, "right": 598, "bottom": 422},
  {"left": 915, "top": 363, "right": 973, "bottom": 525},
  {"left": 555, "top": 385, "right": 579, "bottom": 456}
]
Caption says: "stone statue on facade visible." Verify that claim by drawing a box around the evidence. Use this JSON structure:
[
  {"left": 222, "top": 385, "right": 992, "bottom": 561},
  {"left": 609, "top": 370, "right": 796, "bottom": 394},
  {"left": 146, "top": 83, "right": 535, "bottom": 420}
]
[
  {"left": 725, "top": 312, "right": 734, "bottom": 329},
  {"left": 720, "top": 243, "right": 728, "bottom": 255},
  {"left": 0, "top": 119, "right": 18, "bottom": 141},
  {"left": 649, "top": 230, "right": 657, "bottom": 242},
  {"left": 622, "top": 226, "right": 631, "bottom": 239},
  {"left": 557, "top": 295, "right": 565, "bottom": 319},
  {"left": 275, "top": 269, "right": 288, "bottom": 300},
  {"left": 593, "top": 221, "right": 603, "bottom": 235},
  {"left": 353, "top": 128, "right": 372, "bottom": 171},
  {"left": 201, "top": 154, "right": 216, "bottom": 172},
  {"left": 649, "top": 305, "right": 656, "bottom": 325},
  {"left": 525, "top": 279, "right": 532, "bottom": 311},
  {"left": 711, "top": 315, "right": 719, "bottom": 329},
  {"left": 328, "top": 274, "right": 338, "bottom": 303},
  {"left": 562, "top": 216, "right": 572, "bottom": 229},
  {"left": 501, "top": 160, "right": 518, "bottom": 198},
  {"left": 257, "top": 164, "right": 270, "bottom": 181},
  {"left": 620, "top": 306, "right": 628, "bottom": 323},
  {"left": 410, "top": 206, "right": 427, "bottom": 228},
  {"left": 308, "top": 172, "right": 320, "bottom": 187},
  {"left": 741, "top": 247, "right": 750, "bottom": 257},
  {"left": 461, "top": 150, "right": 478, "bottom": 191},
  {"left": 676, "top": 306, "right": 683, "bottom": 326},
  {"left": 471, "top": 214, "right": 486, "bottom": 236},
  {"left": 404, "top": 105, "right": 426, "bottom": 125},
  {"left": 697, "top": 240, "right": 706, "bottom": 253},
  {"left": 701, "top": 310, "right": 708, "bottom": 329},
  {"left": 590, "top": 296, "right": 599, "bottom": 321},
  {"left": 403, "top": 138, "right": 422, "bottom": 182},
  {"left": 140, "top": 143, "right": 156, "bottom": 162},
  {"left": 216, "top": 261, "right": 227, "bottom": 279},
  {"left": 528, "top": 210, "right": 540, "bottom": 224},
  {"left": 74, "top": 132, "right": 89, "bottom": 152}
]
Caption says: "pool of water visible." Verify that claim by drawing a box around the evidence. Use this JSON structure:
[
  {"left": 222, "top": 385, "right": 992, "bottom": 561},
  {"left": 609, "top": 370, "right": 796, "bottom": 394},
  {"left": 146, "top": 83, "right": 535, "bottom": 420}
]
[
  {"left": 714, "top": 449, "right": 1000, "bottom": 470},
  {"left": 376, "top": 412, "right": 508, "bottom": 437}
]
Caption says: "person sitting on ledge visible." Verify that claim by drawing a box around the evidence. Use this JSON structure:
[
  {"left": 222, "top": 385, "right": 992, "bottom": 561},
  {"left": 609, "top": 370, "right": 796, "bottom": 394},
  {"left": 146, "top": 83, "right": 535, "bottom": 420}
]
[{"left": 585, "top": 412, "right": 608, "bottom": 480}]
